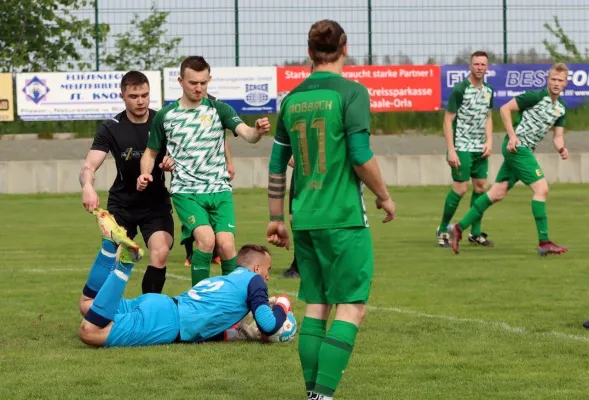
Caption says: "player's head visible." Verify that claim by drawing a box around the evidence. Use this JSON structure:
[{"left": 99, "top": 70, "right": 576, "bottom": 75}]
[
  {"left": 469, "top": 51, "right": 488, "bottom": 81},
  {"left": 547, "top": 62, "right": 569, "bottom": 96},
  {"left": 179, "top": 56, "right": 211, "bottom": 103},
  {"left": 237, "top": 244, "right": 272, "bottom": 282},
  {"left": 120, "top": 71, "right": 150, "bottom": 118},
  {"left": 307, "top": 19, "right": 348, "bottom": 68}
]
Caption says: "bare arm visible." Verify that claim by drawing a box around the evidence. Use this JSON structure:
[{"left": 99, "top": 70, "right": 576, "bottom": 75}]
[
  {"left": 137, "top": 148, "right": 158, "bottom": 191},
  {"left": 353, "top": 157, "right": 390, "bottom": 201},
  {"left": 443, "top": 111, "right": 457, "bottom": 152},
  {"left": 225, "top": 136, "right": 235, "bottom": 181},
  {"left": 235, "top": 117, "right": 271, "bottom": 144},
  {"left": 482, "top": 110, "right": 493, "bottom": 158},
  {"left": 500, "top": 98, "right": 520, "bottom": 140},
  {"left": 553, "top": 126, "right": 566, "bottom": 154},
  {"left": 80, "top": 150, "right": 108, "bottom": 212}
]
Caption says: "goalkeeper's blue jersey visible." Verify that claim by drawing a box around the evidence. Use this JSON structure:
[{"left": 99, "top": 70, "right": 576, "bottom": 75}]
[{"left": 173, "top": 267, "right": 281, "bottom": 342}]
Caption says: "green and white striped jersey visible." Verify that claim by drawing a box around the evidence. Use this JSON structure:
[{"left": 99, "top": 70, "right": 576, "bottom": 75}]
[
  {"left": 513, "top": 88, "right": 567, "bottom": 151},
  {"left": 447, "top": 79, "right": 494, "bottom": 152},
  {"left": 147, "top": 98, "right": 243, "bottom": 194}
]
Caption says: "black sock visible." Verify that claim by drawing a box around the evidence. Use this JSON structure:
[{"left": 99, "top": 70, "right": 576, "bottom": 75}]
[
  {"left": 290, "top": 254, "right": 298, "bottom": 272},
  {"left": 142, "top": 265, "right": 167, "bottom": 294},
  {"left": 185, "top": 241, "right": 193, "bottom": 260}
]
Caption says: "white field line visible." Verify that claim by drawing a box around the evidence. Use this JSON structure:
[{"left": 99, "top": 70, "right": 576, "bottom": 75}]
[{"left": 5, "top": 268, "right": 589, "bottom": 343}]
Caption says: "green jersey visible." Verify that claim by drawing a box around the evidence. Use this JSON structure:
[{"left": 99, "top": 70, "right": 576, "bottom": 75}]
[
  {"left": 147, "top": 98, "right": 243, "bottom": 195},
  {"left": 447, "top": 79, "right": 494, "bottom": 152},
  {"left": 513, "top": 88, "right": 566, "bottom": 151},
  {"left": 275, "top": 71, "right": 370, "bottom": 230}
]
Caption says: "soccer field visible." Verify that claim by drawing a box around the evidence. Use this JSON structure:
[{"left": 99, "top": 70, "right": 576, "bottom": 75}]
[{"left": 1, "top": 185, "right": 588, "bottom": 399}]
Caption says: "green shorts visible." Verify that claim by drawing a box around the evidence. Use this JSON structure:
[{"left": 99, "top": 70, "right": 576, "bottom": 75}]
[
  {"left": 294, "top": 226, "right": 374, "bottom": 305},
  {"left": 450, "top": 151, "right": 489, "bottom": 182},
  {"left": 495, "top": 138, "right": 544, "bottom": 189},
  {"left": 171, "top": 191, "right": 236, "bottom": 245}
]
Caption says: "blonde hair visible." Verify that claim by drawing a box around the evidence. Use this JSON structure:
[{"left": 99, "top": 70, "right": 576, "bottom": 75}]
[{"left": 549, "top": 62, "right": 569, "bottom": 76}]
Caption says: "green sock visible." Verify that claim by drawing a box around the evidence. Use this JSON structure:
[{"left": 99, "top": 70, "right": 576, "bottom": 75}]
[
  {"left": 221, "top": 256, "right": 237, "bottom": 275},
  {"left": 191, "top": 249, "right": 212, "bottom": 286},
  {"left": 459, "top": 193, "right": 493, "bottom": 231},
  {"left": 470, "top": 191, "right": 485, "bottom": 236},
  {"left": 439, "top": 190, "right": 463, "bottom": 233},
  {"left": 532, "top": 200, "right": 549, "bottom": 241},
  {"left": 298, "top": 317, "right": 327, "bottom": 391},
  {"left": 314, "top": 320, "right": 359, "bottom": 397}
]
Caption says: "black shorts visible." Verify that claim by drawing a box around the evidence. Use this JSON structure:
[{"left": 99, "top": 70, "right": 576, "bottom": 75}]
[
  {"left": 108, "top": 201, "right": 175, "bottom": 249},
  {"left": 289, "top": 170, "right": 295, "bottom": 215}
]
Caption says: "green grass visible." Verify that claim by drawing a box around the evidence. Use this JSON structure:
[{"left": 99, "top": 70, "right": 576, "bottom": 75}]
[
  {"left": 4, "top": 107, "right": 589, "bottom": 137},
  {"left": 1, "top": 185, "right": 588, "bottom": 399}
]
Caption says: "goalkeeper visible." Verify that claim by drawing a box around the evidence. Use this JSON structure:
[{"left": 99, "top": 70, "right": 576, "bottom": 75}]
[{"left": 78, "top": 209, "right": 294, "bottom": 348}]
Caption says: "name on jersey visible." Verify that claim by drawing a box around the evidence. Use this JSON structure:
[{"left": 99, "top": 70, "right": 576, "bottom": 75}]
[{"left": 289, "top": 100, "right": 333, "bottom": 114}]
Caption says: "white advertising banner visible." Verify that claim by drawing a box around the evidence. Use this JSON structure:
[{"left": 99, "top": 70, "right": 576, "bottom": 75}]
[{"left": 16, "top": 71, "right": 162, "bottom": 121}]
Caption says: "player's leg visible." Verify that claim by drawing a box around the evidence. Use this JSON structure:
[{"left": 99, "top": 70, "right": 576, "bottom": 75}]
[
  {"left": 311, "top": 227, "right": 374, "bottom": 399},
  {"left": 437, "top": 151, "right": 471, "bottom": 247},
  {"left": 514, "top": 151, "right": 567, "bottom": 255},
  {"left": 209, "top": 191, "right": 238, "bottom": 276},
  {"left": 138, "top": 203, "right": 175, "bottom": 294},
  {"left": 79, "top": 208, "right": 137, "bottom": 315},
  {"left": 182, "top": 225, "right": 194, "bottom": 267},
  {"left": 468, "top": 153, "right": 494, "bottom": 246},
  {"left": 79, "top": 214, "right": 144, "bottom": 346},
  {"left": 294, "top": 230, "right": 330, "bottom": 398},
  {"left": 283, "top": 172, "right": 299, "bottom": 278},
  {"left": 449, "top": 157, "right": 513, "bottom": 254},
  {"left": 172, "top": 193, "right": 214, "bottom": 285}
]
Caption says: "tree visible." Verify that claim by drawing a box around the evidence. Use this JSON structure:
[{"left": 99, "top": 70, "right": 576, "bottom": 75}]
[
  {"left": 102, "top": 2, "right": 183, "bottom": 71},
  {"left": 0, "top": 0, "right": 99, "bottom": 72},
  {"left": 543, "top": 16, "right": 589, "bottom": 62}
]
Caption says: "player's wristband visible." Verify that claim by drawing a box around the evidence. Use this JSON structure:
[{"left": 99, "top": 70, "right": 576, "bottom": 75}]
[
  {"left": 558, "top": 147, "right": 566, "bottom": 154},
  {"left": 270, "top": 214, "right": 285, "bottom": 222}
]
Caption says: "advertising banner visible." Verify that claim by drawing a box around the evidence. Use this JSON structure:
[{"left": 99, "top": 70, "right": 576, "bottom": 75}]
[
  {"left": 441, "top": 63, "right": 589, "bottom": 109},
  {"left": 0, "top": 73, "right": 14, "bottom": 121},
  {"left": 16, "top": 71, "right": 162, "bottom": 121},
  {"left": 277, "top": 65, "right": 441, "bottom": 112},
  {"left": 164, "top": 67, "right": 277, "bottom": 114}
]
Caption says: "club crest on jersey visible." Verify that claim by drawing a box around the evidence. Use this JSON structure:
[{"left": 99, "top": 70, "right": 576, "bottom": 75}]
[
  {"left": 484, "top": 92, "right": 491, "bottom": 103},
  {"left": 553, "top": 108, "right": 562, "bottom": 117},
  {"left": 199, "top": 114, "right": 212, "bottom": 127}
]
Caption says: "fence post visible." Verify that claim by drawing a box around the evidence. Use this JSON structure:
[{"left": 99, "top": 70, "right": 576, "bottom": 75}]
[
  {"left": 367, "top": 0, "right": 373, "bottom": 65},
  {"left": 94, "top": 0, "right": 100, "bottom": 71},
  {"left": 502, "top": 0, "right": 507, "bottom": 63},
  {"left": 234, "top": 0, "right": 240, "bottom": 66}
]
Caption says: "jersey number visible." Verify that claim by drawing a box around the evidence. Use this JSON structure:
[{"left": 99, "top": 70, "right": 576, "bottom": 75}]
[
  {"left": 291, "top": 118, "right": 326, "bottom": 175},
  {"left": 188, "top": 279, "right": 225, "bottom": 301}
]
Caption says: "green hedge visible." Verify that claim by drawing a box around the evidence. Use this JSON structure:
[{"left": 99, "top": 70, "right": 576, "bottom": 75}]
[{"left": 2, "top": 108, "right": 589, "bottom": 137}]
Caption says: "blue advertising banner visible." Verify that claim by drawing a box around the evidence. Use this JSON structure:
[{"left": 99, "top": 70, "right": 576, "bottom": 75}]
[{"left": 441, "top": 64, "right": 589, "bottom": 109}]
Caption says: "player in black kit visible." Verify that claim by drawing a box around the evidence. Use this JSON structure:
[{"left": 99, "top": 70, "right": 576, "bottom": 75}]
[{"left": 78, "top": 71, "right": 174, "bottom": 314}]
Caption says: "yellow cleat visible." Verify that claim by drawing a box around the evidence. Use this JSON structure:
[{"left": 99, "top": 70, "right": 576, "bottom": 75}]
[{"left": 92, "top": 208, "right": 144, "bottom": 263}]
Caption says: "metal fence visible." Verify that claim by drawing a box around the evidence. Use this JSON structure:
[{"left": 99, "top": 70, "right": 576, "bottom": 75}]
[{"left": 17, "top": 0, "right": 589, "bottom": 70}]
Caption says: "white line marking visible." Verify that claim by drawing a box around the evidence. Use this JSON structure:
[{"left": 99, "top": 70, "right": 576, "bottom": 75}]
[{"left": 6, "top": 269, "right": 589, "bottom": 343}]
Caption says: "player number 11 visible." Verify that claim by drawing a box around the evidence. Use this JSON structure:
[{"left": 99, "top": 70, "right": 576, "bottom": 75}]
[{"left": 291, "top": 118, "right": 326, "bottom": 175}]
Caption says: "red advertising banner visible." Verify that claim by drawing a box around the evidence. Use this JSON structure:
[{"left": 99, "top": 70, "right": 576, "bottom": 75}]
[{"left": 277, "top": 65, "right": 440, "bottom": 112}]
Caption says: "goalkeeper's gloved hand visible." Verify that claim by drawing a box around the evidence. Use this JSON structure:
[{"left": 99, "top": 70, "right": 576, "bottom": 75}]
[{"left": 274, "top": 295, "right": 292, "bottom": 314}]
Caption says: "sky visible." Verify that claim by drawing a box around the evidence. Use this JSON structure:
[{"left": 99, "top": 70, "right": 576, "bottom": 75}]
[{"left": 72, "top": 0, "right": 589, "bottom": 69}]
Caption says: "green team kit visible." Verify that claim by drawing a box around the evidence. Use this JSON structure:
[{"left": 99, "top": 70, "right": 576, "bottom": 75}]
[
  {"left": 496, "top": 88, "right": 566, "bottom": 187},
  {"left": 274, "top": 71, "right": 374, "bottom": 304},
  {"left": 147, "top": 98, "right": 244, "bottom": 277},
  {"left": 447, "top": 79, "right": 494, "bottom": 181}
]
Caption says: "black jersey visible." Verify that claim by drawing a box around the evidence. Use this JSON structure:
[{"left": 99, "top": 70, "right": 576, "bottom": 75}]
[{"left": 90, "top": 109, "right": 169, "bottom": 208}]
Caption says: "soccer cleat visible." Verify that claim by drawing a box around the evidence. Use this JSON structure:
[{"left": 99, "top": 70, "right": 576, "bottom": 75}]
[
  {"left": 281, "top": 266, "right": 300, "bottom": 279},
  {"left": 448, "top": 223, "right": 463, "bottom": 254},
  {"left": 468, "top": 232, "right": 494, "bottom": 247},
  {"left": 92, "top": 208, "right": 144, "bottom": 263},
  {"left": 537, "top": 240, "right": 568, "bottom": 256},
  {"left": 212, "top": 256, "right": 221, "bottom": 265},
  {"left": 184, "top": 258, "right": 191, "bottom": 268},
  {"left": 436, "top": 227, "right": 451, "bottom": 248}
]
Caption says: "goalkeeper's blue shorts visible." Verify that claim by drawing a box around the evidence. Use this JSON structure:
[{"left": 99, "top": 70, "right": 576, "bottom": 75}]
[{"left": 104, "top": 294, "right": 180, "bottom": 347}]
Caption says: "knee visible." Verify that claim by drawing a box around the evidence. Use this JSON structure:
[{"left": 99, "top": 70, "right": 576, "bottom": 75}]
[
  {"left": 149, "top": 244, "right": 170, "bottom": 267},
  {"left": 195, "top": 231, "right": 215, "bottom": 253},
  {"left": 534, "top": 182, "right": 549, "bottom": 198},
  {"left": 79, "top": 322, "right": 99, "bottom": 346},
  {"left": 452, "top": 182, "right": 468, "bottom": 196},
  {"left": 217, "top": 237, "right": 236, "bottom": 258},
  {"left": 488, "top": 184, "right": 507, "bottom": 202}
]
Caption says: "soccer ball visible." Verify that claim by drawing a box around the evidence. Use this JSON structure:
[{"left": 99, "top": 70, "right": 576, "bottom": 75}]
[{"left": 263, "top": 311, "right": 297, "bottom": 343}]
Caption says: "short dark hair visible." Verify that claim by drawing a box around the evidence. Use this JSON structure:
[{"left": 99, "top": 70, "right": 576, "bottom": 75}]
[
  {"left": 180, "top": 56, "right": 210, "bottom": 78},
  {"left": 121, "top": 71, "right": 149, "bottom": 92},
  {"left": 237, "top": 244, "right": 271, "bottom": 267},
  {"left": 471, "top": 51, "right": 488, "bottom": 61}
]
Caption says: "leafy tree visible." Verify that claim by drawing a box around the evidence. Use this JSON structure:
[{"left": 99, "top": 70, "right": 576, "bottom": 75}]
[
  {"left": 0, "top": 0, "right": 99, "bottom": 72},
  {"left": 543, "top": 16, "right": 589, "bottom": 62},
  {"left": 102, "top": 2, "right": 183, "bottom": 71}
]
